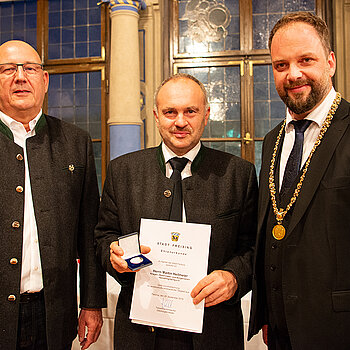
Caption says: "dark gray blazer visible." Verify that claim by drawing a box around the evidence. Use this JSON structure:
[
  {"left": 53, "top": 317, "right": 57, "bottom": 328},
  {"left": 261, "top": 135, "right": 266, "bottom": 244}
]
[
  {"left": 249, "top": 99, "right": 350, "bottom": 349},
  {"left": 95, "top": 145, "right": 258, "bottom": 350},
  {"left": 0, "top": 114, "right": 106, "bottom": 350}
]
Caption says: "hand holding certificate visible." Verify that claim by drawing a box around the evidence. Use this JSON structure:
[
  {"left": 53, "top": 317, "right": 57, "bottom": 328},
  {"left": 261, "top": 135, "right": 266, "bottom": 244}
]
[
  {"left": 130, "top": 218, "right": 211, "bottom": 333},
  {"left": 191, "top": 269, "right": 238, "bottom": 307}
]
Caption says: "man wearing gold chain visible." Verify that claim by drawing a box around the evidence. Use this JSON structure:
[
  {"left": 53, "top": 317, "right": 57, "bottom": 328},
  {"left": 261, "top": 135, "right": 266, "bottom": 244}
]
[{"left": 248, "top": 12, "right": 350, "bottom": 350}]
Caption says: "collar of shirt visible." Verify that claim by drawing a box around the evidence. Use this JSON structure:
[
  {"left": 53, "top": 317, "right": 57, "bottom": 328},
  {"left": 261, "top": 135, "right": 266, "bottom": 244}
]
[
  {"left": 0, "top": 110, "right": 42, "bottom": 148},
  {"left": 285, "top": 87, "right": 336, "bottom": 131},
  {"left": 162, "top": 142, "right": 201, "bottom": 179},
  {"left": 279, "top": 88, "right": 337, "bottom": 191}
]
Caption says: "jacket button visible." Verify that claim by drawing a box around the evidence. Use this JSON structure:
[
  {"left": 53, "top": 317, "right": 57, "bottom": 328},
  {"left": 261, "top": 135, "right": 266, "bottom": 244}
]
[
  {"left": 10, "top": 258, "right": 18, "bottom": 265},
  {"left": 12, "top": 221, "right": 20, "bottom": 228},
  {"left": 16, "top": 186, "right": 24, "bottom": 193},
  {"left": 164, "top": 190, "right": 172, "bottom": 198},
  {"left": 8, "top": 295, "right": 16, "bottom": 302},
  {"left": 16, "top": 154, "right": 24, "bottom": 161}
]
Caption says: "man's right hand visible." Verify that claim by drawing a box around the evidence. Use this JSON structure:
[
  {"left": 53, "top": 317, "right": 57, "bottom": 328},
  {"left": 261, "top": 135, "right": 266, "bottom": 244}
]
[{"left": 109, "top": 241, "right": 151, "bottom": 273}]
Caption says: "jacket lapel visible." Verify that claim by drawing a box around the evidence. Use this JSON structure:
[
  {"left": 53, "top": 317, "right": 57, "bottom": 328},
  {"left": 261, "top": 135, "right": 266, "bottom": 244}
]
[{"left": 287, "top": 99, "right": 350, "bottom": 237}]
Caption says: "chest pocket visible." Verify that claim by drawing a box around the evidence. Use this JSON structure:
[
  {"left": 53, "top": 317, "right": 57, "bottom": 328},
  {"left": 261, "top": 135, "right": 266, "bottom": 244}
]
[
  {"left": 60, "top": 164, "right": 85, "bottom": 194},
  {"left": 321, "top": 176, "right": 350, "bottom": 189},
  {"left": 62, "top": 164, "right": 85, "bottom": 175},
  {"left": 216, "top": 208, "right": 240, "bottom": 220},
  {"left": 332, "top": 290, "right": 350, "bottom": 312}
]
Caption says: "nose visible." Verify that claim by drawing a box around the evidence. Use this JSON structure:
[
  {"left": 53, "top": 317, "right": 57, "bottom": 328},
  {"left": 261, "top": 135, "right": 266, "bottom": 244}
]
[
  {"left": 174, "top": 113, "right": 188, "bottom": 128},
  {"left": 14, "top": 66, "right": 27, "bottom": 81},
  {"left": 287, "top": 63, "right": 303, "bottom": 81}
]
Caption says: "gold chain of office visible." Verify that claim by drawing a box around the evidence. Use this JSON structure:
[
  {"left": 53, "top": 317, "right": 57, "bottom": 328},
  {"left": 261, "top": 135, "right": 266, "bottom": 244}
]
[{"left": 269, "top": 92, "right": 342, "bottom": 240}]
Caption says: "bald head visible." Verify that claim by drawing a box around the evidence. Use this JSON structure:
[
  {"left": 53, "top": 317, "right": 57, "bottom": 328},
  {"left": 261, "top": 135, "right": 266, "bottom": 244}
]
[
  {"left": 0, "top": 40, "right": 49, "bottom": 126},
  {"left": 0, "top": 40, "right": 42, "bottom": 64}
]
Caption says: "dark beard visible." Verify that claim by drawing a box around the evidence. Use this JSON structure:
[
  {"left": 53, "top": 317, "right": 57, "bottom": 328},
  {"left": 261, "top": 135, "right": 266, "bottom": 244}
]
[{"left": 279, "top": 79, "right": 329, "bottom": 115}]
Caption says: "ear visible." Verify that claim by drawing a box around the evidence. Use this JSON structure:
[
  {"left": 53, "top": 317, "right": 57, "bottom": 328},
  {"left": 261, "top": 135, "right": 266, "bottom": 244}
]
[
  {"left": 204, "top": 106, "right": 210, "bottom": 126},
  {"left": 328, "top": 51, "right": 336, "bottom": 78},
  {"left": 43, "top": 70, "right": 49, "bottom": 93},
  {"left": 153, "top": 109, "right": 159, "bottom": 128}
]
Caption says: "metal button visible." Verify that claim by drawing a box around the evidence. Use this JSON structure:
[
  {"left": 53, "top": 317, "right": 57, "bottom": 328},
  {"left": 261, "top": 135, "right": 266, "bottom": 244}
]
[
  {"left": 270, "top": 265, "right": 276, "bottom": 271},
  {"left": 16, "top": 186, "right": 24, "bottom": 193},
  {"left": 10, "top": 258, "right": 18, "bottom": 265},
  {"left": 8, "top": 295, "right": 16, "bottom": 302},
  {"left": 16, "top": 154, "right": 23, "bottom": 161},
  {"left": 164, "top": 190, "right": 172, "bottom": 198},
  {"left": 12, "top": 221, "right": 20, "bottom": 228},
  {"left": 271, "top": 244, "right": 277, "bottom": 249},
  {"left": 148, "top": 326, "right": 155, "bottom": 332}
]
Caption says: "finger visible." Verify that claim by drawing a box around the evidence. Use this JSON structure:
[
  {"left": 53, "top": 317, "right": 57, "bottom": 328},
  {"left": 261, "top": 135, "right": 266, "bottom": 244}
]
[
  {"left": 262, "top": 325, "right": 268, "bottom": 345},
  {"left": 192, "top": 279, "right": 217, "bottom": 305},
  {"left": 192, "top": 270, "right": 237, "bottom": 305},
  {"left": 204, "top": 279, "right": 237, "bottom": 307},
  {"left": 110, "top": 241, "right": 124, "bottom": 256},
  {"left": 77, "top": 318, "right": 85, "bottom": 342},
  {"left": 80, "top": 339, "right": 88, "bottom": 350},
  {"left": 89, "top": 321, "right": 102, "bottom": 343},
  {"left": 80, "top": 339, "right": 87, "bottom": 350},
  {"left": 110, "top": 253, "right": 129, "bottom": 272},
  {"left": 92, "top": 327, "right": 102, "bottom": 343},
  {"left": 204, "top": 289, "right": 227, "bottom": 307},
  {"left": 110, "top": 251, "right": 127, "bottom": 266},
  {"left": 191, "top": 275, "right": 211, "bottom": 299},
  {"left": 84, "top": 322, "right": 102, "bottom": 349},
  {"left": 81, "top": 332, "right": 94, "bottom": 350},
  {"left": 110, "top": 260, "right": 128, "bottom": 272},
  {"left": 193, "top": 283, "right": 219, "bottom": 305},
  {"left": 140, "top": 245, "right": 151, "bottom": 254}
]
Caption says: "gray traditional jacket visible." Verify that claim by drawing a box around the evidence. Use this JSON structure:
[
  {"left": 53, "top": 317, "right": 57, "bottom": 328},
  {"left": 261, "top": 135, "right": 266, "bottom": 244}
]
[
  {"left": 0, "top": 114, "right": 106, "bottom": 350},
  {"left": 95, "top": 145, "right": 258, "bottom": 350}
]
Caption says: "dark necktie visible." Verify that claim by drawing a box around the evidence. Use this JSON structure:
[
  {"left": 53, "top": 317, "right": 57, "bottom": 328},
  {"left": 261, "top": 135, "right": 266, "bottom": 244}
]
[
  {"left": 169, "top": 157, "right": 188, "bottom": 222},
  {"left": 280, "top": 119, "right": 312, "bottom": 197}
]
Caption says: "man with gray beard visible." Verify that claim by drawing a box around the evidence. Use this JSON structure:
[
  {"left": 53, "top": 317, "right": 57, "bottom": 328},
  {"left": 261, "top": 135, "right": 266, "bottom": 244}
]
[{"left": 248, "top": 12, "right": 350, "bottom": 350}]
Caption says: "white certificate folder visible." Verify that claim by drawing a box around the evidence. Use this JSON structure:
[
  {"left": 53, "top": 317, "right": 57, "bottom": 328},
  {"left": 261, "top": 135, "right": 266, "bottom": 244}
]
[{"left": 130, "top": 218, "right": 211, "bottom": 333}]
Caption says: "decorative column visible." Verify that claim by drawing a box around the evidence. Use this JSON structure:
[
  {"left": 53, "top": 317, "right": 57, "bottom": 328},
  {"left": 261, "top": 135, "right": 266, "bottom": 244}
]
[{"left": 99, "top": 1, "right": 147, "bottom": 160}]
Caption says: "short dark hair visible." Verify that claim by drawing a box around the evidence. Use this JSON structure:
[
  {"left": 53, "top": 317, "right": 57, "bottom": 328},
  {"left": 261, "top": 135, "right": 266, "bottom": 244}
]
[
  {"left": 268, "top": 12, "right": 331, "bottom": 55},
  {"left": 154, "top": 73, "right": 209, "bottom": 113}
]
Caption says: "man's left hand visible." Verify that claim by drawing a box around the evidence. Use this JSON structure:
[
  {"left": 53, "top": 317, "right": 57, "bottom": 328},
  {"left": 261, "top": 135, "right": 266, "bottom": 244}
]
[
  {"left": 191, "top": 270, "right": 238, "bottom": 307},
  {"left": 78, "top": 308, "right": 103, "bottom": 350}
]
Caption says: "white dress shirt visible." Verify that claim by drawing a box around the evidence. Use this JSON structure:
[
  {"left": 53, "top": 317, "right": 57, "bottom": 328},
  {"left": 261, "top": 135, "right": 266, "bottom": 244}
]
[
  {"left": 279, "top": 88, "right": 337, "bottom": 190},
  {"left": 0, "top": 110, "right": 43, "bottom": 293},
  {"left": 162, "top": 142, "right": 201, "bottom": 222}
]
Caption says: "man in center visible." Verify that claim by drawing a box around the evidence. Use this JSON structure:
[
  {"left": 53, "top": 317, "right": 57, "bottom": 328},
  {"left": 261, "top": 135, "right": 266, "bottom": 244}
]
[{"left": 95, "top": 73, "right": 258, "bottom": 349}]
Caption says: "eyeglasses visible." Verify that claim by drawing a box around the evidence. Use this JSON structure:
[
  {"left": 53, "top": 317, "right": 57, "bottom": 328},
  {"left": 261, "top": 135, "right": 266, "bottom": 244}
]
[{"left": 0, "top": 63, "right": 43, "bottom": 76}]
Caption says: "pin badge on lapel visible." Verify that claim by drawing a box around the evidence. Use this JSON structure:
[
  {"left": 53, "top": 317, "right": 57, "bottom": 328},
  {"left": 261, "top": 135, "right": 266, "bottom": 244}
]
[{"left": 68, "top": 164, "right": 75, "bottom": 174}]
